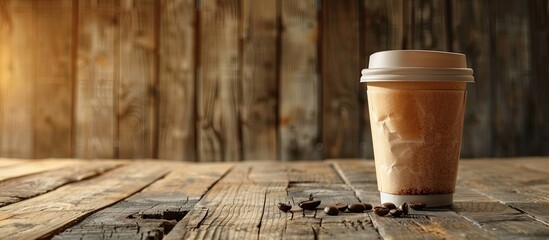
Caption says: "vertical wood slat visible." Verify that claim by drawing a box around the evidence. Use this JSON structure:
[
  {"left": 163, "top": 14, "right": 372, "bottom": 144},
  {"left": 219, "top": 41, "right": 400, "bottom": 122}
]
[
  {"left": 490, "top": 0, "right": 532, "bottom": 157},
  {"left": 279, "top": 0, "right": 320, "bottom": 160},
  {"left": 321, "top": 0, "right": 360, "bottom": 158},
  {"left": 361, "top": 0, "right": 405, "bottom": 159},
  {"left": 0, "top": 0, "right": 35, "bottom": 158},
  {"left": 198, "top": 0, "right": 241, "bottom": 161},
  {"left": 409, "top": 0, "right": 449, "bottom": 50},
  {"left": 75, "top": 0, "right": 118, "bottom": 158},
  {"left": 34, "top": 0, "right": 74, "bottom": 158},
  {"left": 117, "top": 0, "right": 156, "bottom": 158},
  {"left": 528, "top": 0, "right": 549, "bottom": 156},
  {"left": 157, "top": 0, "right": 196, "bottom": 161},
  {"left": 240, "top": 0, "right": 278, "bottom": 160},
  {"left": 451, "top": 0, "right": 492, "bottom": 157}
]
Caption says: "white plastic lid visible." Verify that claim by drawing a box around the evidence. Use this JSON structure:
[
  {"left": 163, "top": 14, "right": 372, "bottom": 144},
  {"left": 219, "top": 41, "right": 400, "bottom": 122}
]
[{"left": 361, "top": 50, "right": 474, "bottom": 83}]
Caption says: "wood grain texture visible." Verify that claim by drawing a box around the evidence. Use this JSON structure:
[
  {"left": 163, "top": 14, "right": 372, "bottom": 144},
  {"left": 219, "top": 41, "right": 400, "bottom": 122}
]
[
  {"left": 490, "top": 0, "right": 532, "bottom": 157},
  {"left": 54, "top": 162, "right": 232, "bottom": 239},
  {"left": 198, "top": 0, "right": 242, "bottom": 162},
  {"left": 0, "top": 161, "right": 122, "bottom": 207},
  {"left": 361, "top": 0, "right": 405, "bottom": 159},
  {"left": 528, "top": 0, "right": 549, "bottom": 156},
  {"left": 117, "top": 0, "right": 156, "bottom": 159},
  {"left": 0, "top": 0, "right": 35, "bottom": 158},
  {"left": 157, "top": 0, "right": 196, "bottom": 161},
  {"left": 279, "top": 0, "right": 320, "bottom": 160},
  {"left": 0, "top": 161, "right": 170, "bottom": 239},
  {"left": 0, "top": 158, "right": 30, "bottom": 168},
  {"left": 240, "top": 0, "right": 278, "bottom": 160},
  {"left": 321, "top": 0, "right": 360, "bottom": 158},
  {"left": 0, "top": 159, "right": 81, "bottom": 182},
  {"left": 33, "top": 0, "right": 74, "bottom": 158},
  {"left": 451, "top": 0, "right": 492, "bottom": 157},
  {"left": 75, "top": 0, "right": 118, "bottom": 158}
]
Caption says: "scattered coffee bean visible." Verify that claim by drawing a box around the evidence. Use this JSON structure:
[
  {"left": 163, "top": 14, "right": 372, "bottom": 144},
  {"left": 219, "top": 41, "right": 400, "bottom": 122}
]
[
  {"left": 348, "top": 203, "right": 366, "bottom": 213},
  {"left": 363, "top": 203, "right": 373, "bottom": 210},
  {"left": 324, "top": 206, "right": 339, "bottom": 215},
  {"left": 277, "top": 202, "right": 292, "bottom": 212},
  {"left": 390, "top": 208, "right": 403, "bottom": 217},
  {"left": 373, "top": 206, "right": 389, "bottom": 216},
  {"left": 299, "top": 200, "right": 321, "bottom": 210},
  {"left": 382, "top": 202, "right": 397, "bottom": 210},
  {"left": 400, "top": 202, "right": 409, "bottom": 214},
  {"left": 334, "top": 203, "right": 348, "bottom": 212},
  {"left": 409, "top": 201, "right": 426, "bottom": 210}
]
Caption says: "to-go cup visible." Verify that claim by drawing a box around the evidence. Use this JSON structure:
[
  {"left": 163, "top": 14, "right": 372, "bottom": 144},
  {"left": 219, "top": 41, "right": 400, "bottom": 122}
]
[{"left": 360, "top": 50, "right": 474, "bottom": 207}]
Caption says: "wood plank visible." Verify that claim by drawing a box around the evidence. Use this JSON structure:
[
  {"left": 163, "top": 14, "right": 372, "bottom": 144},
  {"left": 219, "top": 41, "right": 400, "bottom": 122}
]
[
  {"left": 53, "top": 162, "right": 232, "bottom": 239},
  {"left": 75, "top": 0, "right": 118, "bottom": 158},
  {"left": 0, "top": 161, "right": 170, "bottom": 239},
  {"left": 240, "top": 0, "right": 278, "bottom": 160},
  {"left": 117, "top": 0, "right": 156, "bottom": 159},
  {"left": 361, "top": 0, "right": 405, "bottom": 159},
  {"left": 333, "top": 160, "right": 499, "bottom": 240},
  {"left": 321, "top": 0, "right": 360, "bottom": 158},
  {"left": 198, "top": 0, "right": 241, "bottom": 162},
  {"left": 33, "top": 0, "right": 74, "bottom": 158},
  {"left": 528, "top": 0, "right": 549, "bottom": 156},
  {"left": 279, "top": 0, "right": 320, "bottom": 160},
  {"left": 490, "top": 0, "right": 532, "bottom": 157},
  {"left": 451, "top": 0, "right": 492, "bottom": 157},
  {"left": 0, "top": 161, "right": 123, "bottom": 207},
  {"left": 166, "top": 162, "right": 379, "bottom": 239},
  {"left": 157, "top": 0, "right": 196, "bottom": 161},
  {"left": 0, "top": 159, "right": 81, "bottom": 182},
  {"left": 0, "top": 0, "right": 35, "bottom": 158}
]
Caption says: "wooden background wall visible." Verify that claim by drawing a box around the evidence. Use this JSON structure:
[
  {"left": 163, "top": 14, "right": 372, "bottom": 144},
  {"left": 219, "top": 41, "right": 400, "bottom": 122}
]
[{"left": 0, "top": 0, "right": 547, "bottom": 161}]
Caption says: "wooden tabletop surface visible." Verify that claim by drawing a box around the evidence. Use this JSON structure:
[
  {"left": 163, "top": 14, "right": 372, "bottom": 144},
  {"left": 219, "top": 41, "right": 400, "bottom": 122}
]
[{"left": 0, "top": 158, "right": 547, "bottom": 239}]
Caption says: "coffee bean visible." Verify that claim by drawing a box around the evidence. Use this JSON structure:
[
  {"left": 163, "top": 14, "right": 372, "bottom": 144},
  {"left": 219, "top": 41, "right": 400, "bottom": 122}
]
[
  {"left": 373, "top": 206, "right": 389, "bottom": 216},
  {"left": 324, "top": 206, "right": 339, "bottom": 215},
  {"left": 334, "top": 203, "right": 348, "bottom": 212},
  {"left": 363, "top": 203, "right": 373, "bottom": 210},
  {"left": 400, "top": 202, "right": 409, "bottom": 214},
  {"left": 298, "top": 200, "right": 321, "bottom": 210},
  {"left": 348, "top": 203, "right": 366, "bottom": 213},
  {"left": 390, "top": 208, "right": 403, "bottom": 217},
  {"left": 277, "top": 202, "right": 292, "bottom": 212},
  {"left": 382, "top": 202, "right": 397, "bottom": 210},
  {"left": 409, "top": 201, "right": 426, "bottom": 210}
]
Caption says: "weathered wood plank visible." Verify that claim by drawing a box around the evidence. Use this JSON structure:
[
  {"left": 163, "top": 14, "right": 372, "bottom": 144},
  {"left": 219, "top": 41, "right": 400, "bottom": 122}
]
[
  {"left": 0, "top": 159, "right": 81, "bottom": 182},
  {"left": 409, "top": 0, "right": 449, "bottom": 50},
  {"left": 117, "top": 0, "right": 156, "bottom": 159},
  {"left": 198, "top": 0, "right": 241, "bottom": 162},
  {"left": 321, "top": 0, "right": 360, "bottom": 158},
  {"left": 0, "top": 161, "right": 123, "bottom": 207},
  {"left": 528, "top": 0, "right": 549, "bottom": 156},
  {"left": 279, "top": 0, "right": 321, "bottom": 160},
  {"left": 157, "top": 0, "right": 196, "bottom": 161},
  {"left": 33, "top": 0, "right": 74, "bottom": 158},
  {"left": 53, "top": 162, "right": 232, "bottom": 239},
  {"left": 0, "top": 0, "right": 35, "bottom": 158},
  {"left": 361, "top": 0, "right": 405, "bottom": 158},
  {"left": 75, "top": 0, "right": 118, "bottom": 158},
  {"left": 451, "top": 0, "right": 492, "bottom": 157},
  {"left": 0, "top": 162, "right": 170, "bottom": 239},
  {"left": 490, "top": 0, "right": 532, "bottom": 157},
  {"left": 240, "top": 0, "right": 278, "bottom": 160}
]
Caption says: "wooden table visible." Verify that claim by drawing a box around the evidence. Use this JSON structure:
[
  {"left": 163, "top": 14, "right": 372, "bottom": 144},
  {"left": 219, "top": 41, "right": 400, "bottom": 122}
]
[{"left": 0, "top": 158, "right": 547, "bottom": 239}]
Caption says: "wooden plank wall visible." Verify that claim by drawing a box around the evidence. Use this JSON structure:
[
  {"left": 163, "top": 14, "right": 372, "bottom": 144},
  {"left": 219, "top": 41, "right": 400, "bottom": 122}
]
[{"left": 0, "top": 0, "right": 547, "bottom": 161}]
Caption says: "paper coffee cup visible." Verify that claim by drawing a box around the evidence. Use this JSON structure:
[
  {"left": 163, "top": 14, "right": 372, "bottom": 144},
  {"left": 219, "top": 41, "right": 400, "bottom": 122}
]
[{"left": 361, "top": 50, "right": 474, "bottom": 207}]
